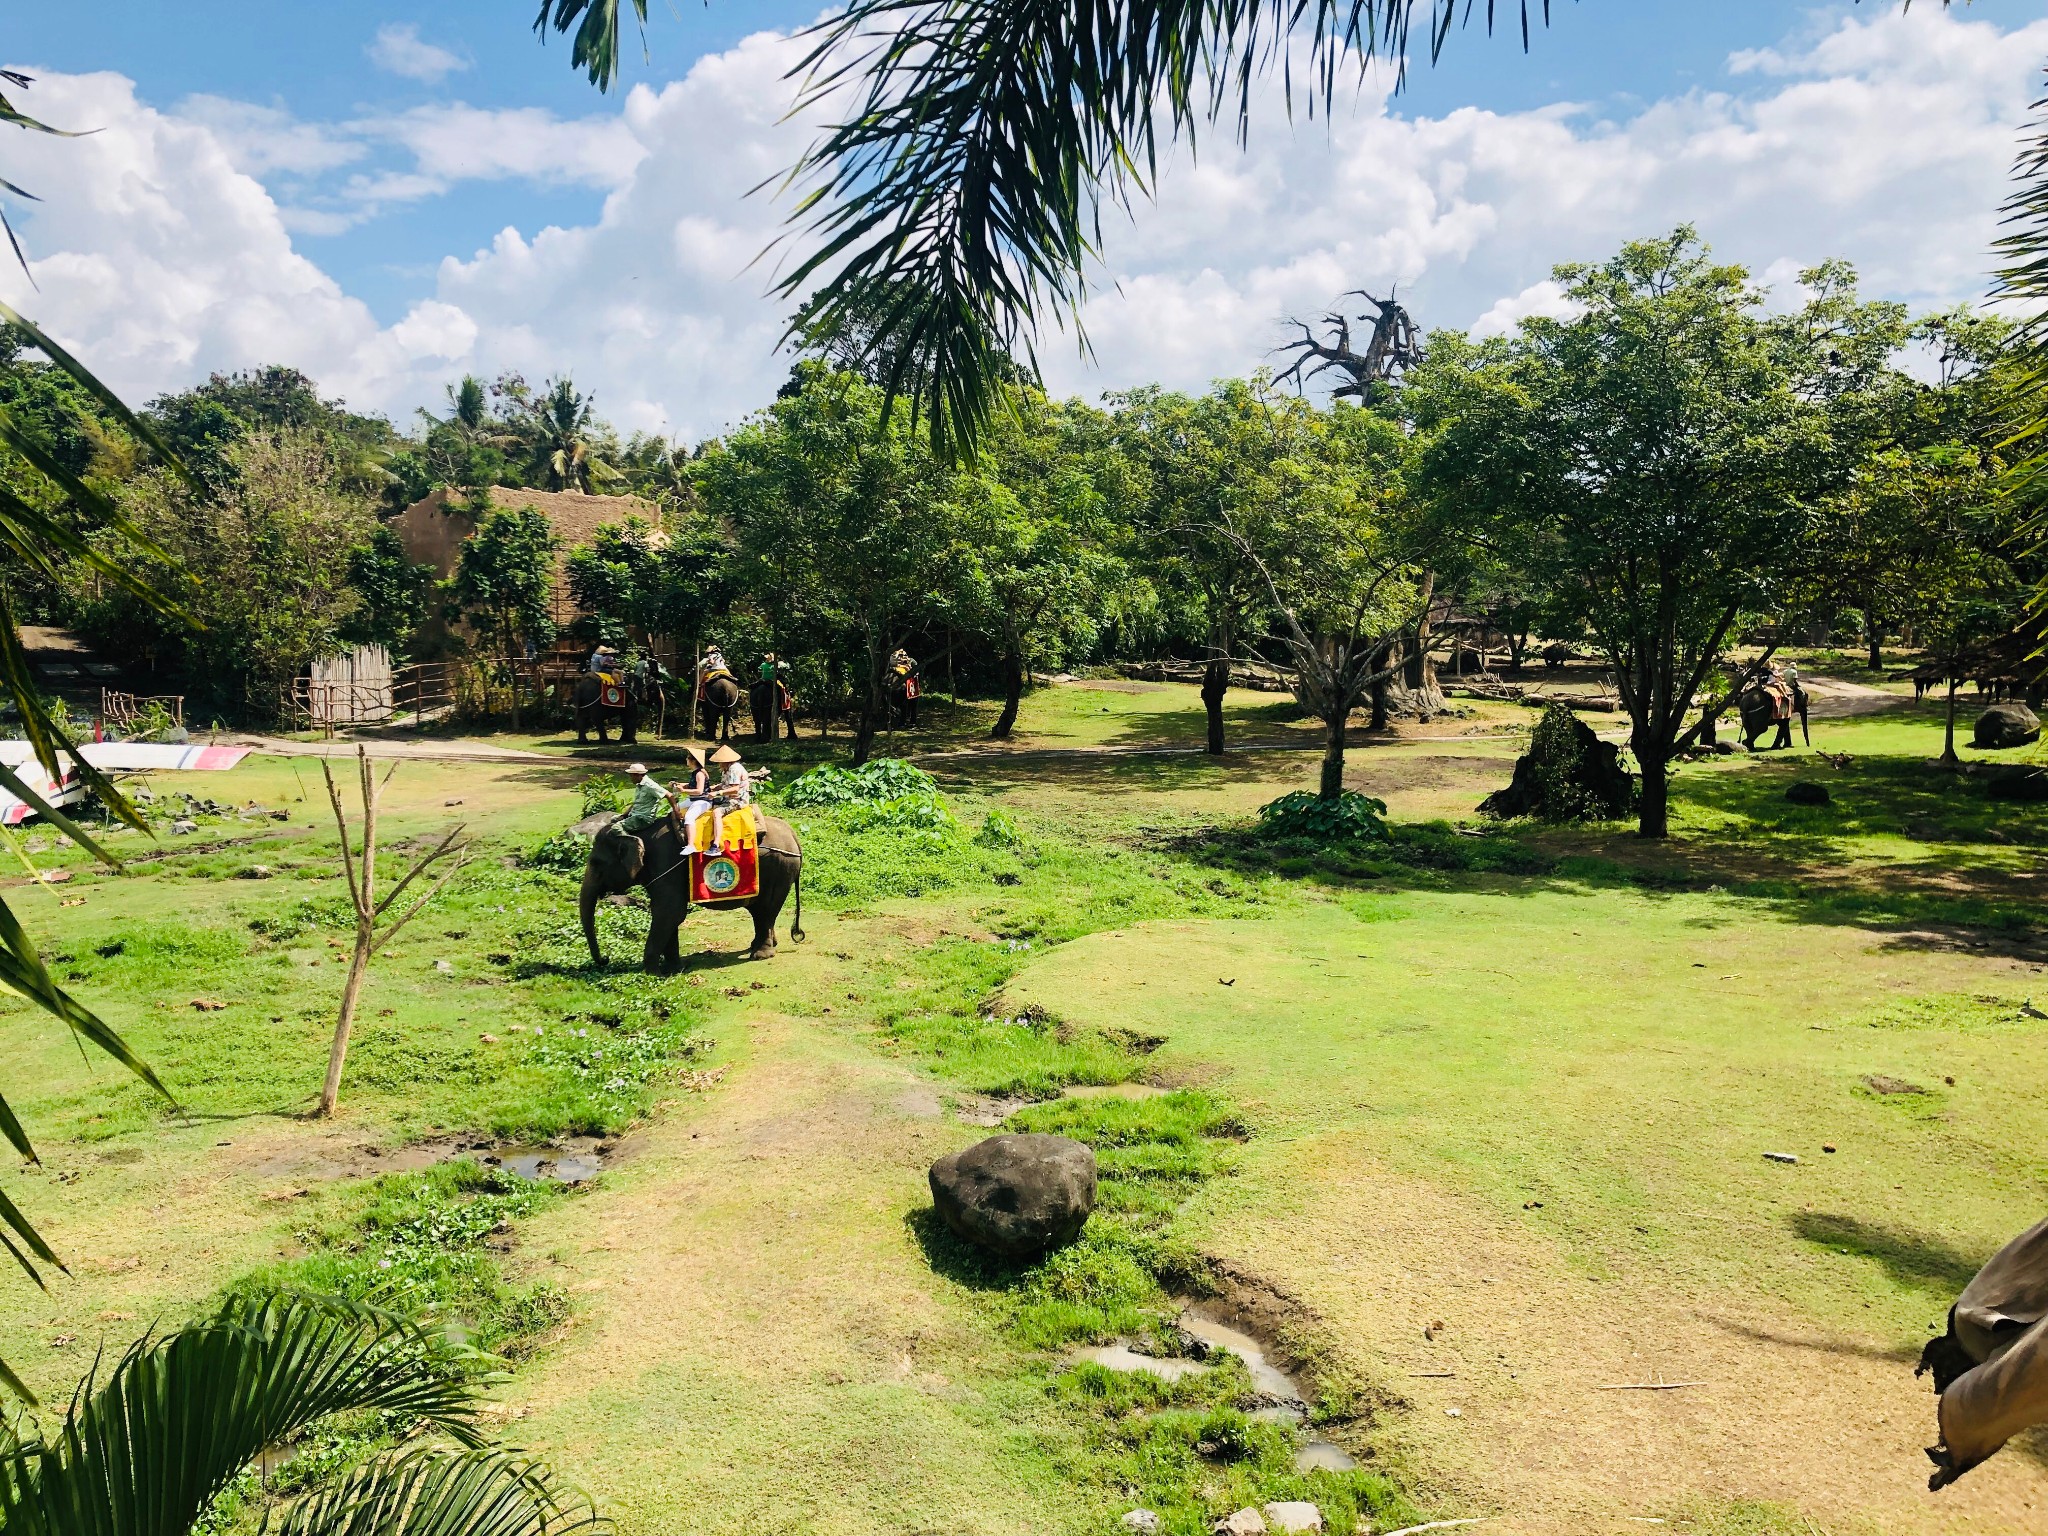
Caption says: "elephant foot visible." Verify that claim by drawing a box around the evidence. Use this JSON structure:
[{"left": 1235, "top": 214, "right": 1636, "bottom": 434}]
[{"left": 747, "top": 944, "right": 777, "bottom": 961}]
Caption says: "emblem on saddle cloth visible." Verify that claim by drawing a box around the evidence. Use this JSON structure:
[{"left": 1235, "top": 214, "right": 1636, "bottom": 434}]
[{"left": 600, "top": 682, "right": 627, "bottom": 708}]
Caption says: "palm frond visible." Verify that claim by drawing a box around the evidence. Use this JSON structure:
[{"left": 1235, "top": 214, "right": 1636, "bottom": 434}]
[
  {"left": 271, "top": 1447, "right": 609, "bottom": 1536},
  {"left": 1995, "top": 75, "right": 2048, "bottom": 523},
  {"left": 0, "top": 1292, "right": 488, "bottom": 1535},
  {"left": 531, "top": 0, "right": 650, "bottom": 90}
]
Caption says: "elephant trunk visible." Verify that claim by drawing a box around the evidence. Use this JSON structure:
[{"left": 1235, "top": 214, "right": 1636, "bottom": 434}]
[{"left": 580, "top": 865, "right": 605, "bottom": 965}]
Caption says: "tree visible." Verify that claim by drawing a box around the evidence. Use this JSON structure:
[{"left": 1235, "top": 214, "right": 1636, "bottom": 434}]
[
  {"left": 447, "top": 507, "right": 560, "bottom": 727},
  {"left": 1412, "top": 230, "right": 1844, "bottom": 838},
  {"left": 521, "top": 378, "right": 618, "bottom": 493},
  {"left": 0, "top": 1290, "right": 603, "bottom": 1534},
  {"left": 1222, "top": 400, "right": 1427, "bottom": 797},
  {"left": 959, "top": 389, "right": 1137, "bottom": 738},
  {"left": 341, "top": 526, "right": 436, "bottom": 659},
  {"left": 319, "top": 748, "right": 470, "bottom": 1117},
  {"left": 1107, "top": 382, "right": 1284, "bottom": 755},
  {"left": 696, "top": 363, "right": 959, "bottom": 763},
  {"left": 87, "top": 429, "right": 381, "bottom": 718},
  {"left": 1275, "top": 291, "right": 1423, "bottom": 405}
]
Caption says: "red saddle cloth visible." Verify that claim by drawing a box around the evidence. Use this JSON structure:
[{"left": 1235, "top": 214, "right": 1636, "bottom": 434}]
[
  {"left": 600, "top": 682, "right": 627, "bottom": 708},
  {"left": 691, "top": 843, "right": 759, "bottom": 903}
]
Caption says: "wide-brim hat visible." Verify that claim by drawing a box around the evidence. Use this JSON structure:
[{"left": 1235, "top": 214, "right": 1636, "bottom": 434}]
[
  {"left": 680, "top": 747, "right": 705, "bottom": 768},
  {"left": 627, "top": 762, "right": 648, "bottom": 776},
  {"left": 709, "top": 744, "right": 742, "bottom": 765}
]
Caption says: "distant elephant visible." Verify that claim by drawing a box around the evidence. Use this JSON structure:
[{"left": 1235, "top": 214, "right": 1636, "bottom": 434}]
[
  {"left": 1735, "top": 678, "right": 1809, "bottom": 751},
  {"left": 570, "top": 673, "right": 639, "bottom": 744},
  {"left": 580, "top": 812, "right": 804, "bottom": 971},
  {"left": 885, "top": 665, "right": 921, "bottom": 728},
  {"left": 698, "top": 672, "right": 743, "bottom": 742}
]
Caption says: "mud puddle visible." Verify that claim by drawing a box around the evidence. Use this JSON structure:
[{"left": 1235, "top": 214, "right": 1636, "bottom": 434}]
[
  {"left": 1075, "top": 1300, "right": 1357, "bottom": 1473},
  {"left": 251, "top": 1133, "right": 615, "bottom": 1186}
]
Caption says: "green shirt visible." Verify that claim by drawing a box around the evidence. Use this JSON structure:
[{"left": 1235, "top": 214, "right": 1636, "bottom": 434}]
[
  {"left": 619, "top": 774, "right": 673, "bottom": 833},
  {"left": 759, "top": 659, "right": 777, "bottom": 682}
]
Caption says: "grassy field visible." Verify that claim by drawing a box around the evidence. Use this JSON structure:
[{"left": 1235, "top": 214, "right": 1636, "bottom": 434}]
[{"left": 3, "top": 678, "right": 2044, "bottom": 1535}]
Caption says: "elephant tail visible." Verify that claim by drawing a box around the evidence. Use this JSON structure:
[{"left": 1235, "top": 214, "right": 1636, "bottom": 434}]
[{"left": 789, "top": 861, "right": 806, "bottom": 944}]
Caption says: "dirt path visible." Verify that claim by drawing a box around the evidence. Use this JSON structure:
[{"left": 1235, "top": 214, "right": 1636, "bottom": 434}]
[{"left": 503, "top": 939, "right": 1082, "bottom": 1536}]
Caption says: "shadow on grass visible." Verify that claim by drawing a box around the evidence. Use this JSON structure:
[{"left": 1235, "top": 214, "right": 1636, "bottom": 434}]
[
  {"left": 1702, "top": 1314, "right": 1920, "bottom": 1365},
  {"left": 904, "top": 1205, "right": 1038, "bottom": 1295},
  {"left": 1788, "top": 1212, "right": 1986, "bottom": 1299}
]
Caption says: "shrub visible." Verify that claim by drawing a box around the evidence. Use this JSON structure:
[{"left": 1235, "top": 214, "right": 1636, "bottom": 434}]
[
  {"left": 580, "top": 773, "right": 632, "bottom": 818},
  {"left": 782, "top": 757, "right": 939, "bottom": 808},
  {"left": 1256, "top": 790, "right": 1391, "bottom": 844},
  {"left": 975, "top": 808, "right": 1023, "bottom": 849},
  {"left": 1481, "top": 703, "right": 1637, "bottom": 822},
  {"left": 524, "top": 831, "right": 589, "bottom": 873}
]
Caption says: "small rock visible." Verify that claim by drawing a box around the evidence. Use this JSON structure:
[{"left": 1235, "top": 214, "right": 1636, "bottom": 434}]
[
  {"left": 1822, "top": 1144, "right": 1837, "bottom": 1154},
  {"left": 1763, "top": 1151, "right": 1800, "bottom": 1164},
  {"left": 38, "top": 869, "right": 71, "bottom": 884},
  {"left": 1784, "top": 780, "right": 1831, "bottom": 807},
  {"left": 433, "top": 959, "right": 454, "bottom": 974},
  {"left": 1121, "top": 1513, "right": 1161, "bottom": 1535},
  {"left": 190, "top": 998, "right": 227, "bottom": 1012},
  {"left": 1215, "top": 1511, "right": 1267, "bottom": 1536},
  {"left": 929, "top": 1133, "right": 1096, "bottom": 1257},
  {"left": 1444, "top": 1406, "right": 1462, "bottom": 1417},
  {"left": 170, "top": 819, "right": 198, "bottom": 835},
  {"left": 236, "top": 865, "right": 274, "bottom": 879},
  {"left": 444, "top": 798, "right": 464, "bottom": 806},
  {"left": 269, "top": 809, "right": 290, "bottom": 821},
  {"left": 1262, "top": 1503, "right": 1323, "bottom": 1534},
  {"left": 479, "top": 1033, "right": 498, "bottom": 1044}
]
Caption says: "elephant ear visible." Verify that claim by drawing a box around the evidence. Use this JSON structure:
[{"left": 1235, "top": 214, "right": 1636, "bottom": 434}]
[{"left": 594, "top": 826, "right": 645, "bottom": 887}]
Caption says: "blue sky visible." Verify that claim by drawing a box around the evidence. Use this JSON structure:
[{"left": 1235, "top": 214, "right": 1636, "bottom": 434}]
[{"left": 6, "top": 3, "right": 2046, "bottom": 436}]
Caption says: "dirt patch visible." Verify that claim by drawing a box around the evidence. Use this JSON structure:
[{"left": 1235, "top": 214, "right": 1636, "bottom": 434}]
[{"left": 244, "top": 1131, "right": 623, "bottom": 1185}]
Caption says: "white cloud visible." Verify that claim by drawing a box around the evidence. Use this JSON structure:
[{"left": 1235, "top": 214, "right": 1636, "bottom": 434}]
[
  {"left": 0, "top": 7, "right": 2041, "bottom": 441},
  {"left": 367, "top": 23, "right": 467, "bottom": 84}
]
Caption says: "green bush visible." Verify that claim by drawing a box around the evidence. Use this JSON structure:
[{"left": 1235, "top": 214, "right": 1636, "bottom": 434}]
[
  {"left": 580, "top": 773, "right": 632, "bottom": 818},
  {"left": 782, "top": 757, "right": 938, "bottom": 808},
  {"left": 1256, "top": 790, "right": 1391, "bottom": 844},
  {"left": 975, "top": 808, "right": 1023, "bottom": 848},
  {"left": 524, "top": 831, "right": 589, "bottom": 873}
]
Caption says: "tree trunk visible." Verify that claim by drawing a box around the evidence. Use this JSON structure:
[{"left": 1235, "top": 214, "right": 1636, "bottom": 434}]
[
  {"left": 1941, "top": 675, "right": 1960, "bottom": 767},
  {"left": 854, "top": 642, "right": 882, "bottom": 765},
  {"left": 1864, "top": 605, "right": 1882, "bottom": 672},
  {"left": 321, "top": 934, "right": 371, "bottom": 1116},
  {"left": 1201, "top": 656, "right": 1228, "bottom": 756},
  {"left": 990, "top": 646, "right": 1023, "bottom": 740},
  {"left": 506, "top": 640, "right": 522, "bottom": 730},
  {"left": 1369, "top": 671, "right": 1389, "bottom": 731},
  {"left": 1318, "top": 711, "right": 1347, "bottom": 800},
  {"left": 1636, "top": 750, "right": 1670, "bottom": 839}
]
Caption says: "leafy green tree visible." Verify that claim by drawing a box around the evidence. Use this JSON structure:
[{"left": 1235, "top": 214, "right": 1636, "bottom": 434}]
[
  {"left": 521, "top": 378, "right": 619, "bottom": 493},
  {"left": 1221, "top": 399, "right": 1427, "bottom": 797},
  {"left": 1106, "top": 381, "right": 1288, "bottom": 755},
  {"left": 147, "top": 365, "right": 399, "bottom": 500},
  {"left": 446, "top": 508, "right": 560, "bottom": 727},
  {"left": 0, "top": 1290, "right": 602, "bottom": 1534},
  {"left": 341, "top": 525, "right": 437, "bottom": 660},
  {"left": 1412, "top": 230, "right": 1848, "bottom": 837},
  {"left": 696, "top": 363, "right": 960, "bottom": 763},
  {"left": 957, "top": 389, "right": 1138, "bottom": 738},
  {"left": 88, "top": 429, "right": 380, "bottom": 719}
]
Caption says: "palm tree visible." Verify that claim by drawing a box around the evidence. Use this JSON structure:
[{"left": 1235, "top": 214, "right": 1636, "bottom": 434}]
[
  {"left": 1996, "top": 79, "right": 2048, "bottom": 568},
  {"left": 522, "top": 378, "right": 617, "bottom": 493},
  {"left": 0, "top": 1290, "right": 604, "bottom": 1535},
  {"left": 0, "top": 72, "right": 196, "bottom": 1397}
]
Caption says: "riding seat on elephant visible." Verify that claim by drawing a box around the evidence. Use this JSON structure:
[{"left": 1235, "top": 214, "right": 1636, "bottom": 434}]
[
  {"left": 698, "top": 668, "right": 744, "bottom": 742},
  {"left": 581, "top": 811, "right": 804, "bottom": 972}
]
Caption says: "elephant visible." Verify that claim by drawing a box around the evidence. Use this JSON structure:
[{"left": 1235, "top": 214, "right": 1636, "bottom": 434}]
[
  {"left": 1734, "top": 678, "right": 1809, "bottom": 751},
  {"left": 884, "top": 666, "right": 921, "bottom": 728},
  {"left": 580, "top": 812, "right": 804, "bottom": 971},
  {"left": 698, "top": 672, "right": 743, "bottom": 742},
  {"left": 570, "top": 673, "right": 639, "bottom": 745}
]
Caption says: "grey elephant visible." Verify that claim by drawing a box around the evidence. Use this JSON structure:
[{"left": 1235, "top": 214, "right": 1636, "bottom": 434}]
[
  {"left": 570, "top": 673, "right": 639, "bottom": 745},
  {"left": 1734, "top": 678, "right": 1809, "bottom": 751},
  {"left": 580, "top": 813, "right": 804, "bottom": 971}
]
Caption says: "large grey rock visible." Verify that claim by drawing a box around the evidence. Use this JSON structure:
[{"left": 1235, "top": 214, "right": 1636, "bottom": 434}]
[
  {"left": 929, "top": 1133, "right": 1095, "bottom": 1257},
  {"left": 1120, "top": 1513, "right": 1161, "bottom": 1535},
  {"left": 1214, "top": 1511, "right": 1266, "bottom": 1536},
  {"left": 1974, "top": 704, "right": 2041, "bottom": 750},
  {"left": 1261, "top": 1504, "right": 1323, "bottom": 1535}
]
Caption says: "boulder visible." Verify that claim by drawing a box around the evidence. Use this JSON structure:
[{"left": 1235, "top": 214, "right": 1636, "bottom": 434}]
[
  {"left": 928, "top": 1133, "right": 1095, "bottom": 1257},
  {"left": 1121, "top": 1514, "right": 1161, "bottom": 1535},
  {"left": 1784, "top": 781, "right": 1831, "bottom": 807},
  {"left": 1974, "top": 704, "right": 2041, "bottom": 751},
  {"left": 1214, "top": 1512, "right": 1267, "bottom": 1536},
  {"left": 170, "top": 818, "right": 198, "bottom": 835},
  {"left": 1261, "top": 1505, "right": 1324, "bottom": 1535}
]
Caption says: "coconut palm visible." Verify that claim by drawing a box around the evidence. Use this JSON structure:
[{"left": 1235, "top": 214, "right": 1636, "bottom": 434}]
[
  {"left": 0, "top": 1290, "right": 604, "bottom": 1535},
  {"left": 0, "top": 72, "right": 195, "bottom": 1398},
  {"left": 522, "top": 378, "right": 618, "bottom": 493}
]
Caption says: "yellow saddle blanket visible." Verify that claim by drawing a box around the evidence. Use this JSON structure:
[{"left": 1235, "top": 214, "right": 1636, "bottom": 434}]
[{"left": 687, "top": 803, "right": 758, "bottom": 854}]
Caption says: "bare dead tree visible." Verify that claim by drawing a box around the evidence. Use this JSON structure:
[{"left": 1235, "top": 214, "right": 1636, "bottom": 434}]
[
  {"left": 1275, "top": 290, "right": 1423, "bottom": 405},
  {"left": 318, "top": 746, "right": 471, "bottom": 1117}
]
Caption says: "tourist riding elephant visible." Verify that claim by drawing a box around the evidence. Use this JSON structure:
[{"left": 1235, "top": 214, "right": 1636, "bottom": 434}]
[
  {"left": 885, "top": 665, "right": 920, "bottom": 728},
  {"left": 571, "top": 673, "right": 638, "bottom": 745},
  {"left": 1735, "top": 678, "right": 1809, "bottom": 751},
  {"left": 580, "top": 813, "right": 804, "bottom": 971},
  {"left": 698, "top": 672, "right": 743, "bottom": 742}
]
